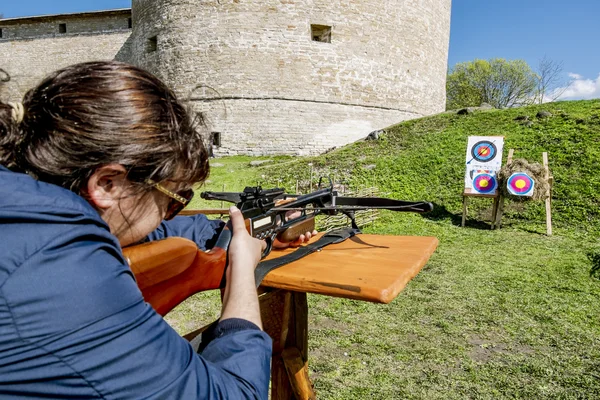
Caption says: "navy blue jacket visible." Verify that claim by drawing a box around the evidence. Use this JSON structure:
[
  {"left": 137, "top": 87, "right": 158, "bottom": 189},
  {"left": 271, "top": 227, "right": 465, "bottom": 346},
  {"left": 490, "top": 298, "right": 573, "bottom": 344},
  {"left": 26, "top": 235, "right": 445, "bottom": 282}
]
[{"left": 0, "top": 165, "right": 272, "bottom": 399}]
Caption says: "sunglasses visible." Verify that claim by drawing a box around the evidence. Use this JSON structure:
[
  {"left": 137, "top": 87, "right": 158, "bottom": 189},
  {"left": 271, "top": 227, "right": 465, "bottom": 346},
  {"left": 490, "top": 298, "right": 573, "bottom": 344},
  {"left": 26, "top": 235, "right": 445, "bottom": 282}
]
[{"left": 146, "top": 179, "right": 194, "bottom": 221}]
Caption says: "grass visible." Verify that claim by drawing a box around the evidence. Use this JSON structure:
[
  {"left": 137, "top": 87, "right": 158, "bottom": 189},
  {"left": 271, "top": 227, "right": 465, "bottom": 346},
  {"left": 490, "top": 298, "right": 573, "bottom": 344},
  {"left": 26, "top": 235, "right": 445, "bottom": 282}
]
[{"left": 166, "top": 100, "right": 600, "bottom": 399}]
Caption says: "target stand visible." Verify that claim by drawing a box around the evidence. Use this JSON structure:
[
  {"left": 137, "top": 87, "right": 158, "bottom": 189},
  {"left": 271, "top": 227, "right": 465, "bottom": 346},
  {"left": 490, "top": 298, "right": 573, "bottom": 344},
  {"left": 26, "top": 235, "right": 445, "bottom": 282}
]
[
  {"left": 461, "top": 189, "right": 501, "bottom": 229},
  {"left": 461, "top": 136, "right": 504, "bottom": 228},
  {"left": 494, "top": 149, "right": 554, "bottom": 235}
]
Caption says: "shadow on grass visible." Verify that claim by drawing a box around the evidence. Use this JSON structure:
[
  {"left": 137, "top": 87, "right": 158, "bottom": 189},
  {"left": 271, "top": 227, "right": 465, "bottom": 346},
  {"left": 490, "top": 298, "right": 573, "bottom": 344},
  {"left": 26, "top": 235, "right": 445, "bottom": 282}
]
[
  {"left": 423, "top": 202, "right": 494, "bottom": 230},
  {"left": 589, "top": 249, "right": 600, "bottom": 280}
]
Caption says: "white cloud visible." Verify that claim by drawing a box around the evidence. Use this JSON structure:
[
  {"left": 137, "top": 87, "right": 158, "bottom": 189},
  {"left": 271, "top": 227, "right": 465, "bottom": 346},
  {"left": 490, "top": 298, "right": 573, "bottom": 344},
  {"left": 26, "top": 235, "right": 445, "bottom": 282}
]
[{"left": 554, "top": 73, "right": 600, "bottom": 100}]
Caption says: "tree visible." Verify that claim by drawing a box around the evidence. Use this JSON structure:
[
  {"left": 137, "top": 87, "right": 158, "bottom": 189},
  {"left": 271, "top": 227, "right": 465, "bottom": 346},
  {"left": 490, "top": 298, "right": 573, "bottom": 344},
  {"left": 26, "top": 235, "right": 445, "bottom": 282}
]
[
  {"left": 446, "top": 58, "right": 538, "bottom": 109},
  {"left": 533, "top": 55, "right": 572, "bottom": 104}
]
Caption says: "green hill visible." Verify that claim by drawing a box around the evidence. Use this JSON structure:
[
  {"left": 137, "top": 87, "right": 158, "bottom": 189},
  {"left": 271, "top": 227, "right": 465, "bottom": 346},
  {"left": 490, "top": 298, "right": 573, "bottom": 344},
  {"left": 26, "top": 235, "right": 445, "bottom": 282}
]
[
  {"left": 179, "top": 100, "right": 600, "bottom": 399},
  {"left": 260, "top": 99, "right": 600, "bottom": 235}
]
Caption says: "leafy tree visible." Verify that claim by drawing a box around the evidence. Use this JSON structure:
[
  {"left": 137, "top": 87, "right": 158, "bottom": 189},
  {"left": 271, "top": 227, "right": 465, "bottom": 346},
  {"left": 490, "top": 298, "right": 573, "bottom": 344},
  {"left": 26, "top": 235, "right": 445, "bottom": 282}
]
[{"left": 446, "top": 58, "right": 538, "bottom": 109}]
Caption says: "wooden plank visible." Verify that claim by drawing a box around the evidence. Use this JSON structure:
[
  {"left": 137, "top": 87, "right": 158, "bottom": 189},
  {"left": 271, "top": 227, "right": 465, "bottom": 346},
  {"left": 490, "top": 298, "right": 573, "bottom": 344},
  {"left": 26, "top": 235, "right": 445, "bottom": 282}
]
[
  {"left": 261, "top": 234, "right": 438, "bottom": 304},
  {"left": 543, "top": 152, "right": 553, "bottom": 236}
]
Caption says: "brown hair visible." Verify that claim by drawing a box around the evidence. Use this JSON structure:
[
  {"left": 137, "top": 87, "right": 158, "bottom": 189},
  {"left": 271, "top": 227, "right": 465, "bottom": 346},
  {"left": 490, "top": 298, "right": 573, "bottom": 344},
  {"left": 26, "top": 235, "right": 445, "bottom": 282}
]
[{"left": 0, "top": 61, "right": 209, "bottom": 193}]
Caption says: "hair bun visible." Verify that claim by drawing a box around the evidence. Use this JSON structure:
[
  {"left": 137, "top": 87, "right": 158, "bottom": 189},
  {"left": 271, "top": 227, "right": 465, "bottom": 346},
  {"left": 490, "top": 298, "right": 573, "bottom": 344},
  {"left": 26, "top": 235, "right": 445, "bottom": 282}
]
[{"left": 8, "top": 102, "right": 24, "bottom": 124}]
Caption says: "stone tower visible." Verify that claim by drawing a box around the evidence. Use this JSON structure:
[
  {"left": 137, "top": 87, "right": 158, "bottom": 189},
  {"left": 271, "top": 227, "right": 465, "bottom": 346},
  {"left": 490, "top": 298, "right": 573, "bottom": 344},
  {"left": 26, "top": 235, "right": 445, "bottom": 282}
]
[
  {"left": 0, "top": 1, "right": 451, "bottom": 155},
  {"left": 129, "top": 0, "right": 452, "bottom": 155}
]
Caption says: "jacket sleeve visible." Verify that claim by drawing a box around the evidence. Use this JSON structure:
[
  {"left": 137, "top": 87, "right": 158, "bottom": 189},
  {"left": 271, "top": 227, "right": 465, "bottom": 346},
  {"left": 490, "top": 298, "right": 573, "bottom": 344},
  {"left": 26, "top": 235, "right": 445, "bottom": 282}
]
[
  {"left": 1, "top": 223, "right": 271, "bottom": 399},
  {"left": 146, "top": 214, "right": 226, "bottom": 250}
]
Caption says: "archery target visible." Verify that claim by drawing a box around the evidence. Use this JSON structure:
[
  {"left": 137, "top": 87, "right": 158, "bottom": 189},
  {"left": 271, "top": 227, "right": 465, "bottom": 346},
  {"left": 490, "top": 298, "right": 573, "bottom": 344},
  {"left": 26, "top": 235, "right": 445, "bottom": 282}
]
[
  {"left": 471, "top": 141, "right": 498, "bottom": 163},
  {"left": 472, "top": 173, "right": 498, "bottom": 194},
  {"left": 507, "top": 173, "right": 535, "bottom": 196},
  {"left": 464, "top": 136, "right": 504, "bottom": 193},
  {"left": 465, "top": 136, "right": 504, "bottom": 168}
]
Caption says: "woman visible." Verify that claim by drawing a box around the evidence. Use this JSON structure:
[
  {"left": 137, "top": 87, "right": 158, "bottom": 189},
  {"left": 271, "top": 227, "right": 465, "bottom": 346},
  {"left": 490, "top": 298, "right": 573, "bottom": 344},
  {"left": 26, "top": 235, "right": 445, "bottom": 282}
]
[{"left": 0, "top": 61, "right": 273, "bottom": 398}]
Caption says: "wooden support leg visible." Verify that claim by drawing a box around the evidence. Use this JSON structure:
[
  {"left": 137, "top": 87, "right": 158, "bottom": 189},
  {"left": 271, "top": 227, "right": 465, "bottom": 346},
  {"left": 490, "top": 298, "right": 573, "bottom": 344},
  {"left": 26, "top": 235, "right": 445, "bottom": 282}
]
[
  {"left": 545, "top": 196, "right": 553, "bottom": 236},
  {"left": 461, "top": 196, "right": 468, "bottom": 227},
  {"left": 491, "top": 195, "right": 499, "bottom": 229},
  {"left": 495, "top": 195, "right": 505, "bottom": 229},
  {"left": 282, "top": 347, "right": 316, "bottom": 400},
  {"left": 261, "top": 290, "right": 314, "bottom": 400},
  {"left": 543, "top": 152, "right": 553, "bottom": 236}
]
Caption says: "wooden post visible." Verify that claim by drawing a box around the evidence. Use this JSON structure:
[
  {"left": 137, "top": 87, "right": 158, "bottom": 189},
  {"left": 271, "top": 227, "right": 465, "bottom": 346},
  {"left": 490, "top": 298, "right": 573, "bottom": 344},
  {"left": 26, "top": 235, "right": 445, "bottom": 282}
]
[
  {"left": 506, "top": 149, "right": 514, "bottom": 166},
  {"left": 543, "top": 152, "right": 553, "bottom": 236},
  {"left": 461, "top": 195, "right": 468, "bottom": 227}
]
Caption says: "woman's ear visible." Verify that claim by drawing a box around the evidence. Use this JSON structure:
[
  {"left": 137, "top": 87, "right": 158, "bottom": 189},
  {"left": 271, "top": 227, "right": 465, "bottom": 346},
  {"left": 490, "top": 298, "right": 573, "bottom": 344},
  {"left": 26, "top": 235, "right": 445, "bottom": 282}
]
[{"left": 86, "top": 164, "right": 129, "bottom": 210}]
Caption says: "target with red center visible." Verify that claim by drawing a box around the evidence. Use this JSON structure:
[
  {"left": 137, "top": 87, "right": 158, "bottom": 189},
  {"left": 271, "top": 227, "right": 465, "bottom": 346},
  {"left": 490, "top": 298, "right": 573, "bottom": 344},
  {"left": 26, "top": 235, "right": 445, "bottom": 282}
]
[
  {"left": 471, "top": 141, "right": 498, "bottom": 163},
  {"left": 507, "top": 173, "right": 535, "bottom": 196},
  {"left": 472, "top": 173, "right": 498, "bottom": 194}
]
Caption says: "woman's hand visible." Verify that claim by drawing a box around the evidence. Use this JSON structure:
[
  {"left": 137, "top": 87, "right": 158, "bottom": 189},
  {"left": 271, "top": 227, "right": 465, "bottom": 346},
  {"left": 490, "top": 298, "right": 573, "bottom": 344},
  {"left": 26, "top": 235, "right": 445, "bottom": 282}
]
[
  {"left": 272, "top": 209, "right": 318, "bottom": 249},
  {"left": 220, "top": 206, "right": 263, "bottom": 328},
  {"left": 227, "top": 206, "right": 263, "bottom": 270}
]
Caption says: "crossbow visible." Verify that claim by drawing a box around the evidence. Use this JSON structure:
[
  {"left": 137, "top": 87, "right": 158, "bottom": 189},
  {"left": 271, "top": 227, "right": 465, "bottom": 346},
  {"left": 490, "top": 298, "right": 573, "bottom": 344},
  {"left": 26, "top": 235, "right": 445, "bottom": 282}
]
[
  {"left": 201, "top": 178, "right": 433, "bottom": 256},
  {"left": 124, "top": 179, "right": 433, "bottom": 316}
]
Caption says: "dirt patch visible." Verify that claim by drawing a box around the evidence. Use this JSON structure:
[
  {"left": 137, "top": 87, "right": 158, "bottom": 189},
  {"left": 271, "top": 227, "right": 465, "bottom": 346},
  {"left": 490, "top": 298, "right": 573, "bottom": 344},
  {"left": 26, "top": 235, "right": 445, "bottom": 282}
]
[
  {"left": 467, "top": 334, "right": 510, "bottom": 363},
  {"left": 310, "top": 315, "right": 354, "bottom": 333}
]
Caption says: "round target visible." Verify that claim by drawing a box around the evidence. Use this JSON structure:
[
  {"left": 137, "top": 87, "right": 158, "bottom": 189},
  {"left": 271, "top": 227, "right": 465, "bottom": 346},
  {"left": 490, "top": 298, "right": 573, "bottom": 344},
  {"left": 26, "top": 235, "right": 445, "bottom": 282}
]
[
  {"left": 471, "top": 141, "right": 498, "bottom": 163},
  {"left": 507, "top": 173, "right": 535, "bottom": 196},
  {"left": 472, "top": 173, "right": 498, "bottom": 194}
]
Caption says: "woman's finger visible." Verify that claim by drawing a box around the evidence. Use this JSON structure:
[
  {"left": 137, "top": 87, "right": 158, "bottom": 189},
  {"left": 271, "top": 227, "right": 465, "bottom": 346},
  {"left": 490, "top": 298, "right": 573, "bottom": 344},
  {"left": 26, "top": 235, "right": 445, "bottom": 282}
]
[
  {"left": 289, "top": 234, "right": 305, "bottom": 247},
  {"left": 228, "top": 206, "right": 246, "bottom": 234}
]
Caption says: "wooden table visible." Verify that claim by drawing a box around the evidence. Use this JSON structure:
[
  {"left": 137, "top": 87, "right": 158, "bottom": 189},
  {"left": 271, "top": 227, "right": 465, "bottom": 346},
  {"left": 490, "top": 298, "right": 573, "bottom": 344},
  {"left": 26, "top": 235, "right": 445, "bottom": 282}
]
[{"left": 257, "top": 233, "right": 439, "bottom": 399}]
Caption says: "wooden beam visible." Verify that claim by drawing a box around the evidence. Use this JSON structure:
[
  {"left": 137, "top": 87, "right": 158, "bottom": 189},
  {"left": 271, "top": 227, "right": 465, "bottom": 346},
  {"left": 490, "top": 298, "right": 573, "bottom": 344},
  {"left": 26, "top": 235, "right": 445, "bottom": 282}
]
[{"left": 543, "top": 152, "right": 553, "bottom": 236}]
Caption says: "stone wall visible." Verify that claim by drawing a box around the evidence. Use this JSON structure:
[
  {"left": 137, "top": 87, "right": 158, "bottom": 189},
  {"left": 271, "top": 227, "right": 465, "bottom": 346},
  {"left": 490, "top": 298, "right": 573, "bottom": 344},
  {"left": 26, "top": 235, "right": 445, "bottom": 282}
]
[
  {"left": 129, "top": 0, "right": 451, "bottom": 154},
  {"left": 193, "top": 98, "right": 418, "bottom": 156},
  {"left": 1, "top": 1, "right": 452, "bottom": 155},
  {"left": 0, "top": 11, "right": 132, "bottom": 101},
  {"left": 0, "top": 10, "right": 131, "bottom": 40}
]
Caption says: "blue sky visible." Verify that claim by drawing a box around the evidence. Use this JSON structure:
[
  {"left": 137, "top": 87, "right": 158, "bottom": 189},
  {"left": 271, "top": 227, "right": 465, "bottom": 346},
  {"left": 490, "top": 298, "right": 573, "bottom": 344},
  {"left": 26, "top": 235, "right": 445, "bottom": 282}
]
[
  {"left": 2, "top": 1, "right": 599, "bottom": 100},
  {"left": 450, "top": 0, "right": 600, "bottom": 100}
]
